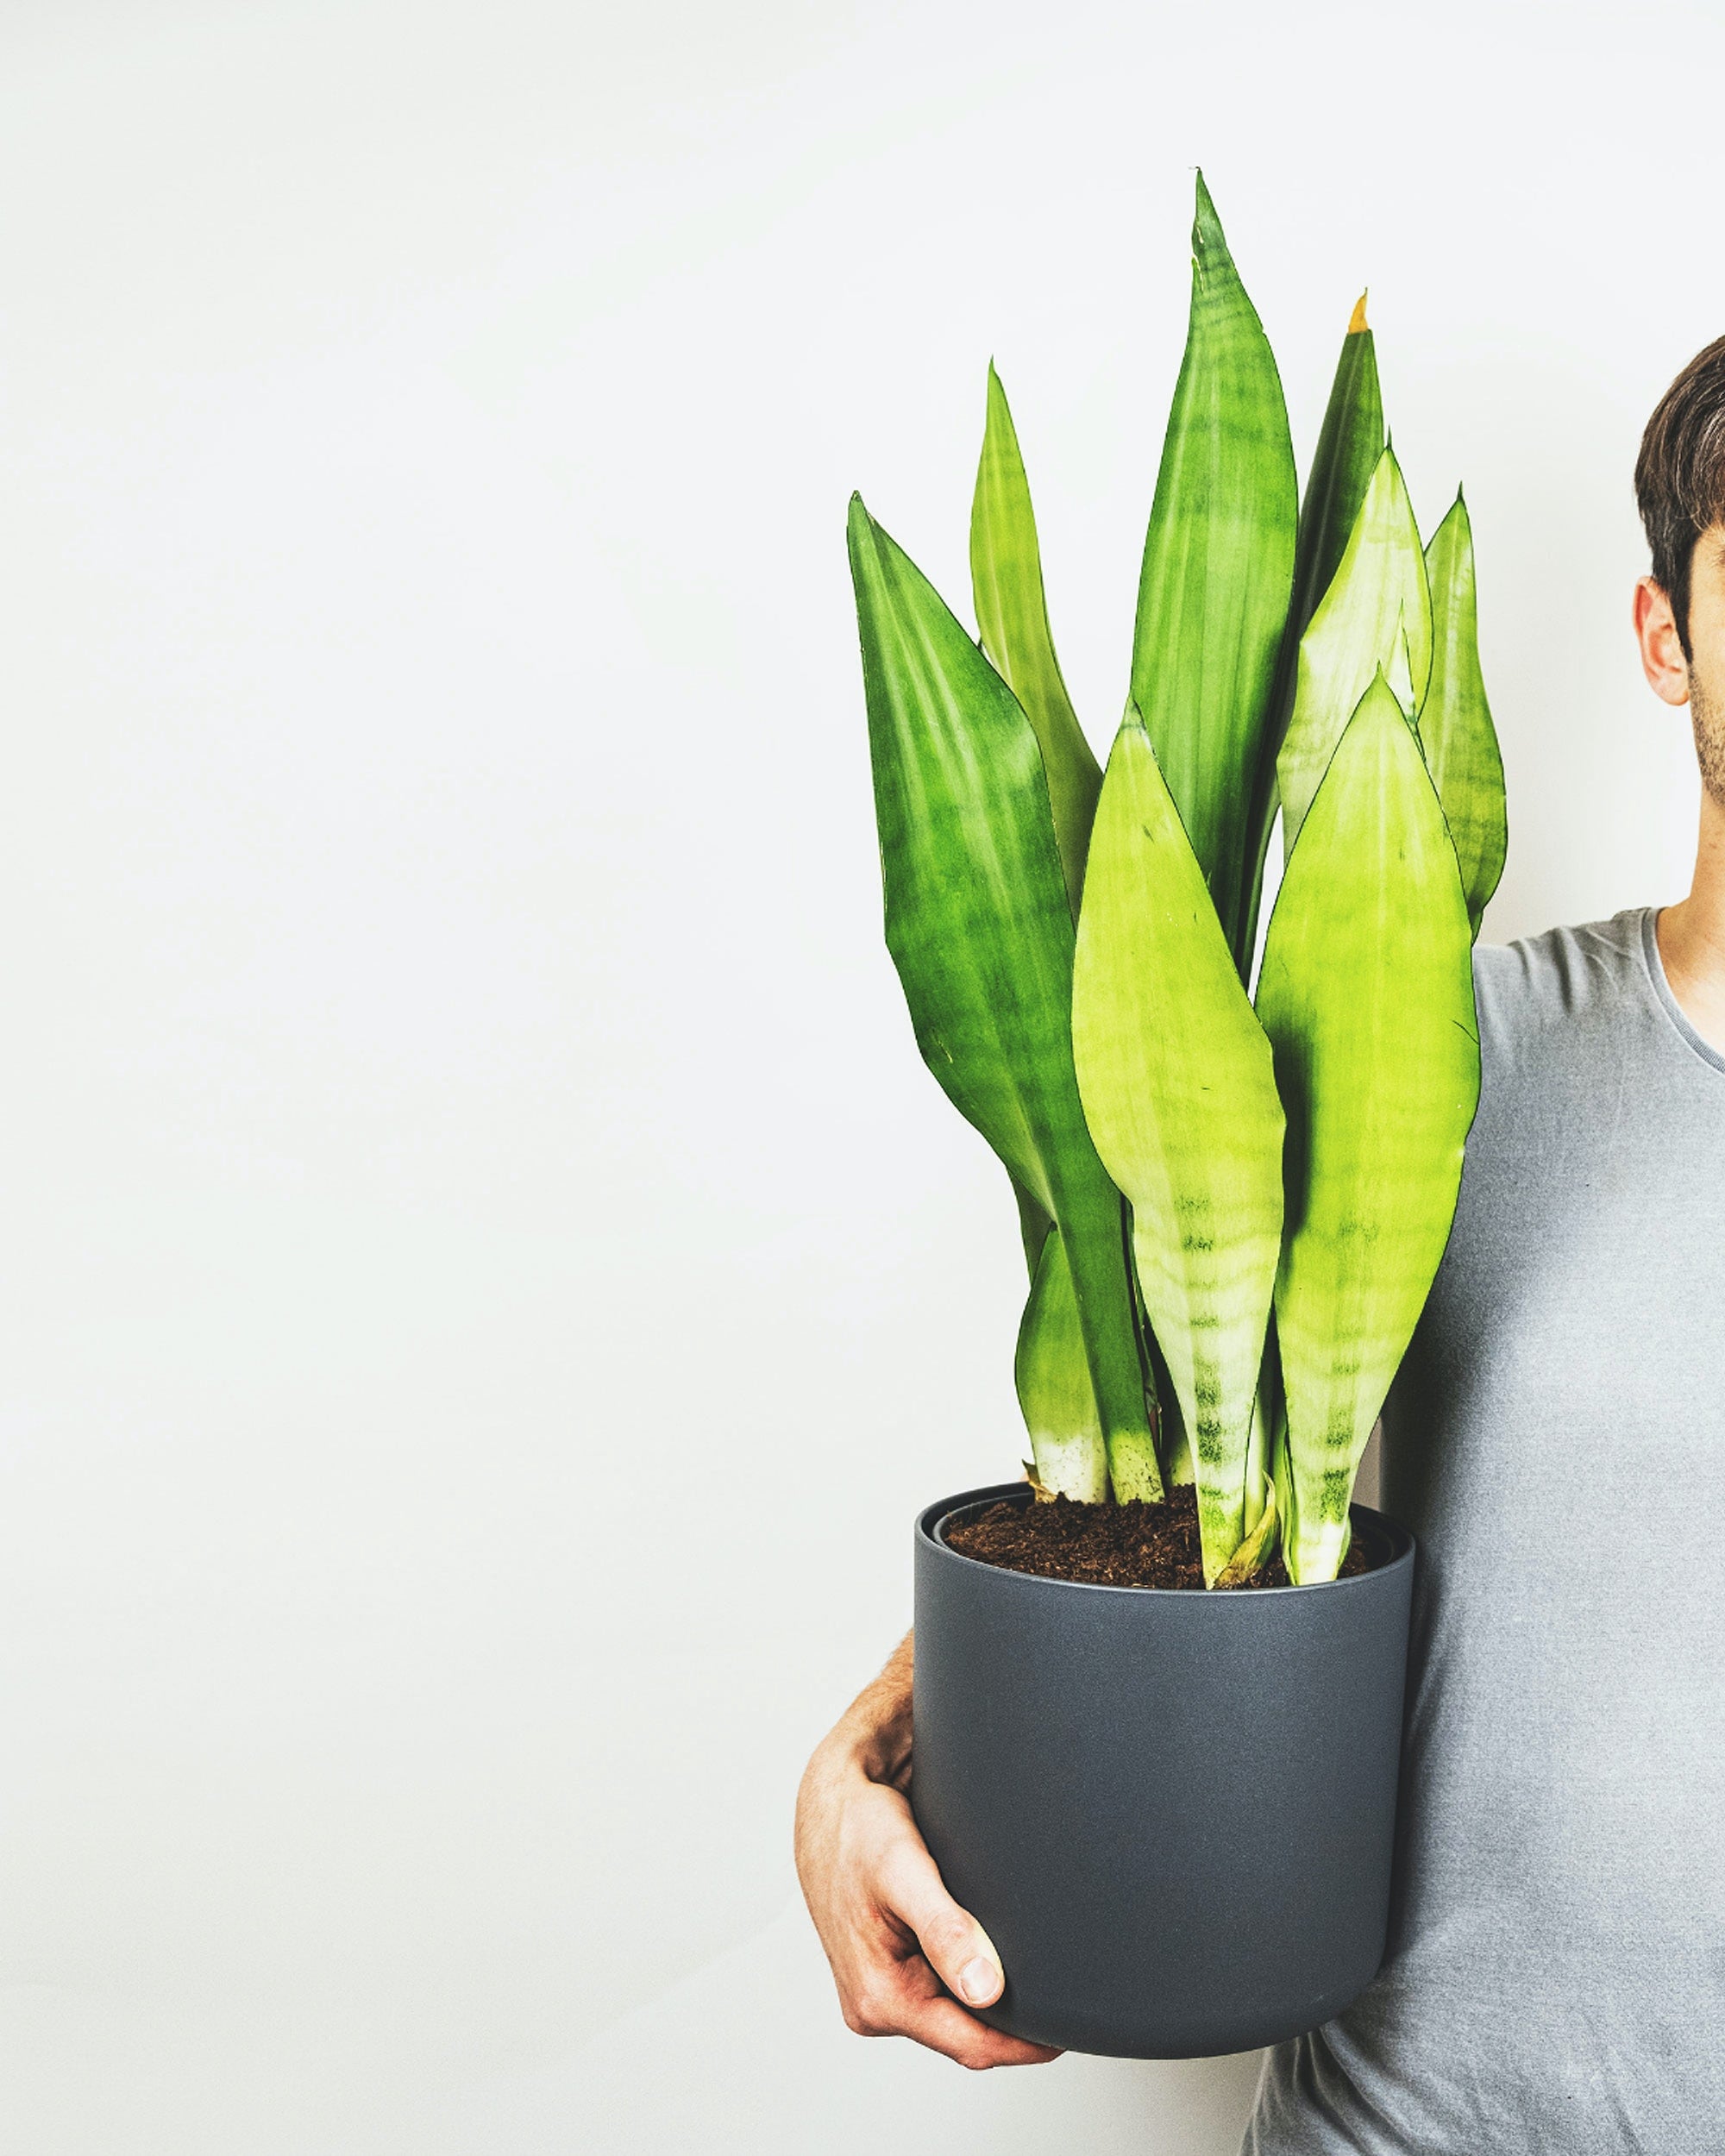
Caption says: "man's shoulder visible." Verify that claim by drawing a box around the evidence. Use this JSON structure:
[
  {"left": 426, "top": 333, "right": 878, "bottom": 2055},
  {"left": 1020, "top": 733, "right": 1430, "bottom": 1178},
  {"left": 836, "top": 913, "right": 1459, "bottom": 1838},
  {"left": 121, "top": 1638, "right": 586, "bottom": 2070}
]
[{"left": 1472, "top": 906, "right": 1653, "bottom": 1061}]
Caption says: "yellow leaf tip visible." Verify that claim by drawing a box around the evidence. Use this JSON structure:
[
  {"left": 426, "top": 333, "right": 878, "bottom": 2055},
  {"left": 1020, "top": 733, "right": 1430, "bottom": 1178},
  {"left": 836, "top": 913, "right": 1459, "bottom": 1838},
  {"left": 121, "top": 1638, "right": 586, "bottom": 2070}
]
[{"left": 1348, "top": 291, "right": 1369, "bottom": 334}]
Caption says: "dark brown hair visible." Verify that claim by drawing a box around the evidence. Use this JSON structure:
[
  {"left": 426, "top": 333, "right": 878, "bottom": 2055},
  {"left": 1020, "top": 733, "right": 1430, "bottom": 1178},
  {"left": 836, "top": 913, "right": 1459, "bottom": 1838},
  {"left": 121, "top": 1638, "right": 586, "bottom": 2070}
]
[{"left": 1635, "top": 334, "right": 1725, "bottom": 657}]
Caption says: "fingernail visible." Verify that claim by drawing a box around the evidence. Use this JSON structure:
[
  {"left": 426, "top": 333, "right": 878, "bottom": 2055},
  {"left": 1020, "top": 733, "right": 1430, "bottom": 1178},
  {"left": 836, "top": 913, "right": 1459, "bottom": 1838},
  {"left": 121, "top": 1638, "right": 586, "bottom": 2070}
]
[{"left": 957, "top": 1957, "right": 999, "bottom": 2006}]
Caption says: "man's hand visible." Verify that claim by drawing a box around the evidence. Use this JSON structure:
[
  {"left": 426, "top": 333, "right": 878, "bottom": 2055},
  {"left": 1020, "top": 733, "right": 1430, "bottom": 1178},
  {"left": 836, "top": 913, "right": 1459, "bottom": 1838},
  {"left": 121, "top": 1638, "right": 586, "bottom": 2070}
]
[{"left": 794, "top": 1632, "right": 1062, "bottom": 2071}]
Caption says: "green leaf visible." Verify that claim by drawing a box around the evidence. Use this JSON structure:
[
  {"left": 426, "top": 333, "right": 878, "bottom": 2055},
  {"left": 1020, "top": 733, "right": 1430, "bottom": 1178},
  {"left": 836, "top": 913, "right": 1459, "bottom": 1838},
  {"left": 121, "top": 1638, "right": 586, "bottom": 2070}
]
[
  {"left": 1240, "top": 1354, "right": 1274, "bottom": 1535},
  {"left": 1269, "top": 1366, "right": 1295, "bottom": 1568},
  {"left": 1214, "top": 1479, "right": 1277, "bottom": 1588},
  {"left": 1421, "top": 492, "right": 1508, "bottom": 937},
  {"left": 1129, "top": 172, "right": 1297, "bottom": 970},
  {"left": 1014, "top": 1227, "right": 1109, "bottom": 1502},
  {"left": 970, "top": 365, "right": 1102, "bottom": 918},
  {"left": 1011, "top": 1180, "right": 1138, "bottom": 1503},
  {"left": 848, "top": 495, "right": 1161, "bottom": 1501},
  {"left": 1072, "top": 716, "right": 1285, "bottom": 1582},
  {"left": 1137, "top": 1244, "right": 1191, "bottom": 1486},
  {"left": 1276, "top": 445, "right": 1432, "bottom": 862},
  {"left": 971, "top": 379, "right": 1122, "bottom": 1489},
  {"left": 1257, "top": 675, "right": 1480, "bottom": 1583},
  {"left": 1239, "top": 299, "right": 1386, "bottom": 966},
  {"left": 1290, "top": 298, "right": 1387, "bottom": 652},
  {"left": 1011, "top": 1176, "right": 1055, "bottom": 1275}
]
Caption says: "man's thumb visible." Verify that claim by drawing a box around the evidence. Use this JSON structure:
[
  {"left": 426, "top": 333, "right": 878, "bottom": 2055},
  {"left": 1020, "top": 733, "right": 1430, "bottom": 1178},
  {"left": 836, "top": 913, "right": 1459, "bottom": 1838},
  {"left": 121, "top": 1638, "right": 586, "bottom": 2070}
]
[{"left": 883, "top": 1842, "right": 1005, "bottom": 2006}]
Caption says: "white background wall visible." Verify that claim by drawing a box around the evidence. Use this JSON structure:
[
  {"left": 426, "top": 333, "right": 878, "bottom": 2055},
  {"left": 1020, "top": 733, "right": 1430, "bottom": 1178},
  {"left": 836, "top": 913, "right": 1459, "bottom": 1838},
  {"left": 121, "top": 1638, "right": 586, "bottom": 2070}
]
[{"left": 0, "top": 1, "right": 1714, "bottom": 2148}]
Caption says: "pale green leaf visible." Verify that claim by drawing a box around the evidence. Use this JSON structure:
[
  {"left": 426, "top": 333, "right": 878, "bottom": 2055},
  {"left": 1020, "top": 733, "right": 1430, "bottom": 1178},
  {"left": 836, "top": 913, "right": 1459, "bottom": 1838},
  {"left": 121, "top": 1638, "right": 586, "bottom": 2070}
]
[
  {"left": 1257, "top": 675, "right": 1480, "bottom": 1583},
  {"left": 1214, "top": 1480, "right": 1277, "bottom": 1587},
  {"left": 971, "top": 365, "right": 1102, "bottom": 918},
  {"left": 1276, "top": 446, "right": 1433, "bottom": 860},
  {"left": 1240, "top": 1359, "right": 1274, "bottom": 1536},
  {"left": 1072, "top": 716, "right": 1285, "bottom": 1581}
]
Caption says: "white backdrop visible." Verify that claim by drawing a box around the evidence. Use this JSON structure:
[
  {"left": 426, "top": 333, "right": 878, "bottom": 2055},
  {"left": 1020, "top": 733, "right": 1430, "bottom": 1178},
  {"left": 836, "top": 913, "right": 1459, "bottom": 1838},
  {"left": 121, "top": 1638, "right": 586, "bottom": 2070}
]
[{"left": 0, "top": 2, "right": 1712, "bottom": 2148}]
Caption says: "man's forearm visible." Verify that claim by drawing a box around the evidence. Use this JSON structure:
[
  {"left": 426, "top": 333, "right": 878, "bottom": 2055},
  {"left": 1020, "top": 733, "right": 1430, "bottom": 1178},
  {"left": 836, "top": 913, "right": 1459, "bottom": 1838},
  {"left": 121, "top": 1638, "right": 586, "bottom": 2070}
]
[{"left": 831, "top": 1630, "right": 913, "bottom": 1789}]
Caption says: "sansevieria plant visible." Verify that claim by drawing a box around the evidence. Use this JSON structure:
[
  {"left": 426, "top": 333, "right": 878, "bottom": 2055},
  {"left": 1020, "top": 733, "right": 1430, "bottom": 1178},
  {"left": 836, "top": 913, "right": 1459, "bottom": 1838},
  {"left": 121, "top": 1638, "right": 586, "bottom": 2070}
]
[{"left": 848, "top": 174, "right": 1507, "bottom": 1586}]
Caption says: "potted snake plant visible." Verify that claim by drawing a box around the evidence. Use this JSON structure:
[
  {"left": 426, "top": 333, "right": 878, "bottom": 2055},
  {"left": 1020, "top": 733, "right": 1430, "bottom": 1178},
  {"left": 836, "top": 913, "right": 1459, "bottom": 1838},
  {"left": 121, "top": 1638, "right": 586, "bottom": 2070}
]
[{"left": 845, "top": 173, "right": 1507, "bottom": 2059}]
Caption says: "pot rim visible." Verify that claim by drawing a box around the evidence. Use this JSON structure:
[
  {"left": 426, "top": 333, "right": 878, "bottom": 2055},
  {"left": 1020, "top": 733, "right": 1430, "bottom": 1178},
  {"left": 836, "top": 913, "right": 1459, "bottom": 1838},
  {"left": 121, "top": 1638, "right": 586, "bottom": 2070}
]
[{"left": 918, "top": 1480, "right": 1414, "bottom": 1597}]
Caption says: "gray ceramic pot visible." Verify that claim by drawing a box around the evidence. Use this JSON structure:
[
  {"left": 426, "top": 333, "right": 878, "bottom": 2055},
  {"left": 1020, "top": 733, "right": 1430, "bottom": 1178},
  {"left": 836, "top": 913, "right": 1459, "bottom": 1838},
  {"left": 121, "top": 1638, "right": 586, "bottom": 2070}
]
[{"left": 912, "top": 1482, "right": 1414, "bottom": 2059}]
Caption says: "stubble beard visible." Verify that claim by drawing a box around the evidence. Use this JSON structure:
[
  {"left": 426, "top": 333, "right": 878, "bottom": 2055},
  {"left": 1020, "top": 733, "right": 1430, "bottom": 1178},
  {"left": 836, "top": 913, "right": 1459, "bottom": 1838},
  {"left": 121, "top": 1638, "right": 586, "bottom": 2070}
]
[{"left": 1690, "top": 661, "right": 1725, "bottom": 810}]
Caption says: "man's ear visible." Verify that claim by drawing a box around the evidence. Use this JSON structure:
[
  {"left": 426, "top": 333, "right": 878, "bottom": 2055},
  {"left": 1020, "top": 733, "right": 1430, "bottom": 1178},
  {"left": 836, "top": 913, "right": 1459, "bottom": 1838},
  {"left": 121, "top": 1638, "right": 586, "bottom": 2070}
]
[{"left": 1634, "top": 577, "right": 1691, "bottom": 706}]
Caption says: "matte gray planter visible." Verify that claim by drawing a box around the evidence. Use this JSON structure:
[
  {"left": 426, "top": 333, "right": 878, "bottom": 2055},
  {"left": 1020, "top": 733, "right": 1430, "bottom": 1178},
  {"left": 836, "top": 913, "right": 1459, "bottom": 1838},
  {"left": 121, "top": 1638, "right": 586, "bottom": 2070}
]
[{"left": 912, "top": 1482, "right": 1414, "bottom": 2059}]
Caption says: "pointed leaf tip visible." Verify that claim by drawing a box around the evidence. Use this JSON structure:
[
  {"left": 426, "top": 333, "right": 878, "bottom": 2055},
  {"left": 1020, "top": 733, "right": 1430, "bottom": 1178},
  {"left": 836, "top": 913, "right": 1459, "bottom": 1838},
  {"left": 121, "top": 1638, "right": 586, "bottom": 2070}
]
[
  {"left": 1191, "top": 168, "right": 1224, "bottom": 253},
  {"left": 1348, "top": 291, "right": 1369, "bottom": 334}
]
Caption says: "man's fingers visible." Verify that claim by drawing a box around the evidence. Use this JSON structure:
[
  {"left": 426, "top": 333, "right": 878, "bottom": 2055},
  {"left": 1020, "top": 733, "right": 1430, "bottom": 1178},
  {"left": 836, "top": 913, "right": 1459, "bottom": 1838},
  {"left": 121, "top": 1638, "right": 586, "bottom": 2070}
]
[
  {"left": 801, "top": 1738, "right": 1061, "bottom": 2070},
  {"left": 887, "top": 1988, "right": 1062, "bottom": 2070},
  {"left": 876, "top": 1836, "right": 1006, "bottom": 2008},
  {"left": 846, "top": 1962, "right": 1060, "bottom": 2069}
]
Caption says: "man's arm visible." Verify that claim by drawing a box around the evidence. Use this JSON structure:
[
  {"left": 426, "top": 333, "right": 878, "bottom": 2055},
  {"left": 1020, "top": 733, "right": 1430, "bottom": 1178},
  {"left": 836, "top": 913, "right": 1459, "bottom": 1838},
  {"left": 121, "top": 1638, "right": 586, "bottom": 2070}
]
[{"left": 794, "top": 1631, "right": 1062, "bottom": 2071}]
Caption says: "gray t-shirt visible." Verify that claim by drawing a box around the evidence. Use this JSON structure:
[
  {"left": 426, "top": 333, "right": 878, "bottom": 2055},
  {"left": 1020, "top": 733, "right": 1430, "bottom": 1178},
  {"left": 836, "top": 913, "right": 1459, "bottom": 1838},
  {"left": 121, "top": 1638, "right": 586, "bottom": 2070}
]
[{"left": 1245, "top": 908, "right": 1725, "bottom": 2154}]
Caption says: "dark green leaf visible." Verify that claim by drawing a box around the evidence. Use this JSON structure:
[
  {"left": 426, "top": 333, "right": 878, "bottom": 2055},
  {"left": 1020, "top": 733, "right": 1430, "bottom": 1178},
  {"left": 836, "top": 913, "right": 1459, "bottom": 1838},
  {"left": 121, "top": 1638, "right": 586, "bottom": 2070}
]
[
  {"left": 1239, "top": 300, "right": 1387, "bottom": 958},
  {"left": 1421, "top": 492, "right": 1508, "bottom": 937},
  {"left": 1291, "top": 299, "right": 1387, "bottom": 652},
  {"left": 1014, "top": 1227, "right": 1108, "bottom": 1502},
  {"left": 848, "top": 495, "right": 1160, "bottom": 1500}
]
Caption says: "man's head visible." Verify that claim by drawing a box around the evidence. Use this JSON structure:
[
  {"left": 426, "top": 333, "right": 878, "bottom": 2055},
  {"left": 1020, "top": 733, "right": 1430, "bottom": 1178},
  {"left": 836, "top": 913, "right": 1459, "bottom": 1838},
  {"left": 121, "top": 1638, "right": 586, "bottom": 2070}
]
[{"left": 1634, "top": 337, "right": 1725, "bottom": 805}]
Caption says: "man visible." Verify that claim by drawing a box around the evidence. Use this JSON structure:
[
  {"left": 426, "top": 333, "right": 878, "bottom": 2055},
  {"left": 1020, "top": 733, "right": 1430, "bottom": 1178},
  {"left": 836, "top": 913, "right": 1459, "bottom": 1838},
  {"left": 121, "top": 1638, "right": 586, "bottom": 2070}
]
[{"left": 794, "top": 337, "right": 1725, "bottom": 2149}]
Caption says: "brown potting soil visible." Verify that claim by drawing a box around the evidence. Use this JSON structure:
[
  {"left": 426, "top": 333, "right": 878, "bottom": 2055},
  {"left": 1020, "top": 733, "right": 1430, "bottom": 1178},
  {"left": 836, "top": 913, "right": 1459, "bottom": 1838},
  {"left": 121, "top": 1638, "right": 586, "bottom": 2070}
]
[{"left": 943, "top": 1484, "right": 1377, "bottom": 1591}]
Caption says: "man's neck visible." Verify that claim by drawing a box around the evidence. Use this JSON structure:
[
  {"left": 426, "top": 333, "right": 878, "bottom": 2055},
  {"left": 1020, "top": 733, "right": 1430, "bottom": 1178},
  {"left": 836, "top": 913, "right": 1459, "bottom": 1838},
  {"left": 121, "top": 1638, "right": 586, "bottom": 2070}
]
[{"left": 1656, "top": 791, "right": 1725, "bottom": 1051}]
